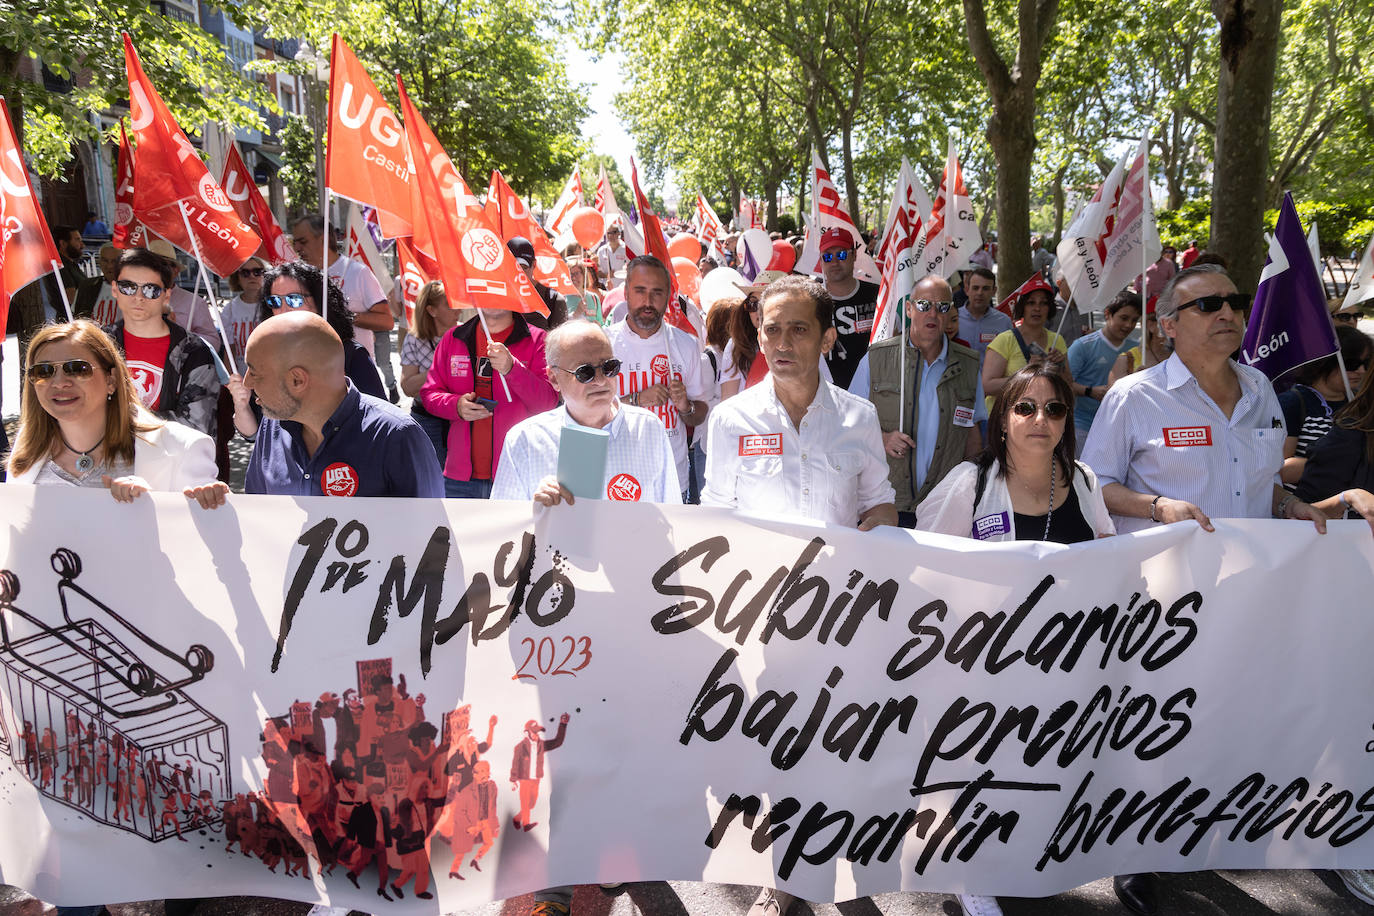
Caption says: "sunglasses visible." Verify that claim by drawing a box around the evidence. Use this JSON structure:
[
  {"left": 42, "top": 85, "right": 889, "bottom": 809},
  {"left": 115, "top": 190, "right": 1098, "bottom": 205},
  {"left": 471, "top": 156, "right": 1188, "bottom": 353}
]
[
  {"left": 264, "top": 293, "right": 309, "bottom": 310},
  {"left": 1011, "top": 399, "right": 1069, "bottom": 420},
  {"left": 821, "top": 250, "right": 850, "bottom": 262},
  {"left": 554, "top": 359, "right": 622, "bottom": 383},
  {"left": 115, "top": 279, "right": 166, "bottom": 299},
  {"left": 1176, "top": 293, "right": 1251, "bottom": 315},
  {"left": 28, "top": 359, "right": 96, "bottom": 383},
  {"left": 745, "top": 296, "right": 760, "bottom": 313},
  {"left": 1334, "top": 312, "right": 1360, "bottom": 324},
  {"left": 238, "top": 267, "right": 266, "bottom": 278},
  {"left": 912, "top": 299, "right": 954, "bottom": 314},
  {"left": 1347, "top": 357, "right": 1369, "bottom": 372}
]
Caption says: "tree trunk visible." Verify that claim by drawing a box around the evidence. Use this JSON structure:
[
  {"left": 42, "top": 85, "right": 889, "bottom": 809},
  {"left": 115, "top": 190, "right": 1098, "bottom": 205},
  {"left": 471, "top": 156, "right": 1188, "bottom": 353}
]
[
  {"left": 1209, "top": 0, "right": 1282, "bottom": 293},
  {"left": 988, "top": 98, "right": 1037, "bottom": 286},
  {"left": 1051, "top": 163, "right": 1068, "bottom": 247},
  {"left": 764, "top": 180, "right": 780, "bottom": 230}
]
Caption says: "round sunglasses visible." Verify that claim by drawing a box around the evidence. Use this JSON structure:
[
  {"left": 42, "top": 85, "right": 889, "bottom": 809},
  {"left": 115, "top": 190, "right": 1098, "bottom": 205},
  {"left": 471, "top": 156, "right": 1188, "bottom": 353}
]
[
  {"left": 553, "top": 359, "right": 622, "bottom": 383},
  {"left": 1011, "top": 399, "right": 1069, "bottom": 420}
]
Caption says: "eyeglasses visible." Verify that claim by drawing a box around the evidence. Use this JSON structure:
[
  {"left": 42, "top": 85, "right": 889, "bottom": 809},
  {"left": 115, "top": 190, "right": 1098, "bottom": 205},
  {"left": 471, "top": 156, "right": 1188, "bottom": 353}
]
[
  {"left": 912, "top": 299, "right": 954, "bottom": 314},
  {"left": 1347, "top": 357, "right": 1369, "bottom": 372},
  {"left": 264, "top": 293, "right": 309, "bottom": 310},
  {"left": 553, "top": 359, "right": 622, "bottom": 383},
  {"left": 1176, "top": 293, "right": 1251, "bottom": 315},
  {"left": 821, "top": 250, "right": 850, "bottom": 263},
  {"left": 1334, "top": 312, "right": 1360, "bottom": 325},
  {"left": 115, "top": 279, "right": 166, "bottom": 299},
  {"left": 1011, "top": 399, "right": 1069, "bottom": 420},
  {"left": 238, "top": 267, "right": 265, "bottom": 278},
  {"left": 28, "top": 359, "right": 96, "bottom": 383},
  {"left": 745, "top": 296, "right": 760, "bottom": 313}
]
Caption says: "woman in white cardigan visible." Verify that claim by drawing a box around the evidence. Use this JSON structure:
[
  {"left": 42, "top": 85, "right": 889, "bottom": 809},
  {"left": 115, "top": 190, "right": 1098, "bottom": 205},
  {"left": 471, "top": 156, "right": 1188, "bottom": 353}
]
[
  {"left": 919, "top": 355, "right": 1113, "bottom": 542},
  {"left": 6, "top": 320, "right": 226, "bottom": 508}
]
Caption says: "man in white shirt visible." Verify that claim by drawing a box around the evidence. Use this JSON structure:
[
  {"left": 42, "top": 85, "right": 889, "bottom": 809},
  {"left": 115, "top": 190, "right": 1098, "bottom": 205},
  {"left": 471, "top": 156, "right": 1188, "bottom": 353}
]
[
  {"left": 703, "top": 273, "right": 896, "bottom": 529},
  {"left": 605, "top": 256, "right": 709, "bottom": 501},
  {"left": 595, "top": 223, "right": 628, "bottom": 289},
  {"left": 493, "top": 321, "right": 679, "bottom": 504},
  {"left": 1083, "top": 263, "right": 1327, "bottom": 537},
  {"left": 291, "top": 214, "right": 393, "bottom": 351}
]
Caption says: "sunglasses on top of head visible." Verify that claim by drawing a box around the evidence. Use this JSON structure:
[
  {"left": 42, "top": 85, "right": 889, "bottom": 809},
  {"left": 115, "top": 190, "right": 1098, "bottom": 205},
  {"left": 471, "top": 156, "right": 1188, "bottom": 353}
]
[
  {"left": 821, "top": 250, "right": 850, "bottom": 262},
  {"left": 114, "top": 279, "right": 166, "bottom": 299},
  {"left": 1011, "top": 399, "right": 1069, "bottom": 420},
  {"left": 28, "top": 359, "right": 96, "bottom": 383},
  {"left": 1175, "top": 293, "right": 1251, "bottom": 315},
  {"left": 264, "top": 293, "right": 309, "bottom": 310},
  {"left": 554, "top": 359, "right": 622, "bottom": 383}
]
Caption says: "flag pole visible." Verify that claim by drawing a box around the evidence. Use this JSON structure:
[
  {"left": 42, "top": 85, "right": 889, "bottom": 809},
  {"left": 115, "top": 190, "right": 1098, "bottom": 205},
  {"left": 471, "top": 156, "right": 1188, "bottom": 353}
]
[
  {"left": 475, "top": 308, "right": 513, "bottom": 400},
  {"left": 1054, "top": 291, "right": 1074, "bottom": 341},
  {"left": 177, "top": 201, "right": 239, "bottom": 376},
  {"left": 898, "top": 301, "right": 907, "bottom": 437},
  {"left": 49, "top": 261, "right": 74, "bottom": 322}
]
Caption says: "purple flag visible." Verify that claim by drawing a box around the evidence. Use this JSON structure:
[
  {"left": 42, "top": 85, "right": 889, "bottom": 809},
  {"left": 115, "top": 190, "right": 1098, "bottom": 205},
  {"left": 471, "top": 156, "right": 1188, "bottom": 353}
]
[{"left": 1240, "top": 192, "right": 1337, "bottom": 381}]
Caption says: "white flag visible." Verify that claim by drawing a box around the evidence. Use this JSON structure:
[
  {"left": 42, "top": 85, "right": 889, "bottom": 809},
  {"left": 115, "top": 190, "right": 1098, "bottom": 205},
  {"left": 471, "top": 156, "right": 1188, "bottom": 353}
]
[
  {"left": 802, "top": 151, "right": 880, "bottom": 282},
  {"left": 591, "top": 164, "right": 645, "bottom": 258},
  {"left": 871, "top": 166, "right": 927, "bottom": 343},
  {"left": 695, "top": 193, "right": 729, "bottom": 264},
  {"left": 1056, "top": 135, "right": 1160, "bottom": 312},
  {"left": 921, "top": 137, "right": 983, "bottom": 281},
  {"left": 1343, "top": 233, "right": 1374, "bottom": 309},
  {"left": 345, "top": 203, "right": 394, "bottom": 297},
  {"left": 547, "top": 166, "right": 583, "bottom": 237},
  {"left": 1307, "top": 222, "right": 1323, "bottom": 278}
]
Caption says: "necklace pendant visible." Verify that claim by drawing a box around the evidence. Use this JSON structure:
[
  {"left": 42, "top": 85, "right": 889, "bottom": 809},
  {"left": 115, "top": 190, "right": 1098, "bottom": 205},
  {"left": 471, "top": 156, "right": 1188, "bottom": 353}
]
[{"left": 75, "top": 454, "right": 94, "bottom": 474}]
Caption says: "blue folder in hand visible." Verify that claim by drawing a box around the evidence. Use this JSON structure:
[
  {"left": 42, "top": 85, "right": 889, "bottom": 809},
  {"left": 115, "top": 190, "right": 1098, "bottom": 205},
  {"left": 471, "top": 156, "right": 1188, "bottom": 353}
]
[{"left": 557, "top": 423, "right": 610, "bottom": 500}]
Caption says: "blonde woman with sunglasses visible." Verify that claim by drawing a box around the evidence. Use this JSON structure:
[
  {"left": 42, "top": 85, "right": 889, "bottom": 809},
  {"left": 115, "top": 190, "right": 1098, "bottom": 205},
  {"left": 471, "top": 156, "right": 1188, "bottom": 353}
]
[{"left": 6, "top": 320, "right": 227, "bottom": 509}]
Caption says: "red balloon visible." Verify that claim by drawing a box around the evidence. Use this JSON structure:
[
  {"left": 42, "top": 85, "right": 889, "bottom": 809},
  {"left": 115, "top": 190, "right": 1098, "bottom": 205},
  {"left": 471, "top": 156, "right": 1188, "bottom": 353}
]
[
  {"left": 569, "top": 206, "right": 604, "bottom": 250},
  {"left": 768, "top": 239, "right": 796, "bottom": 272},
  {"left": 672, "top": 256, "right": 701, "bottom": 298},
  {"left": 668, "top": 232, "right": 702, "bottom": 261}
]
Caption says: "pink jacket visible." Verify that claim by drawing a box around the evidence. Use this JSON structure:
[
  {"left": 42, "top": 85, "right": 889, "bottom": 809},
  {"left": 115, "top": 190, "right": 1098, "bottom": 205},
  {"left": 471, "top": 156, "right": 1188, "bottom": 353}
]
[{"left": 420, "top": 315, "right": 558, "bottom": 481}]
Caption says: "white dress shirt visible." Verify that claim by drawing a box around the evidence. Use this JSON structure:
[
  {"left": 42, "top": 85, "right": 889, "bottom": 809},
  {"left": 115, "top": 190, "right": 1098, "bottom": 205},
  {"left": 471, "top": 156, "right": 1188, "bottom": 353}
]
[
  {"left": 491, "top": 403, "right": 680, "bottom": 503},
  {"left": 1081, "top": 352, "right": 1286, "bottom": 533},
  {"left": 605, "top": 320, "right": 707, "bottom": 488},
  {"left": 329, "top": 254, "right": 387, "bottom": 351},
  {"left": 701, "top": 376, "right": 895, "bottom": 527}
]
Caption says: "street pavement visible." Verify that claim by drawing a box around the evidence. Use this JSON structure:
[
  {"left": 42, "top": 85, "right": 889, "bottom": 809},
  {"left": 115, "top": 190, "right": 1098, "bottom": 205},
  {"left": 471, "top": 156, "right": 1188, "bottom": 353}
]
[{"left": 3, "top": 869, "right": 1373, "bottom": 916}]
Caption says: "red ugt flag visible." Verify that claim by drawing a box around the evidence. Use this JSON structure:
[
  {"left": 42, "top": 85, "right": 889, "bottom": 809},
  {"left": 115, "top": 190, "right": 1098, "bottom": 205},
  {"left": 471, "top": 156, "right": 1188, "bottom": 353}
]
[
  {"left": 0, "top": 97, "right": 63, "bottom": 337},
  {"left": 396, "top": 76, "right": 545, "bottom": 315},
  {"left": 111, "top": 121, "right": 147, "bottom": 249},
  {"left": 221, "top": 143, "right": 294, "bottom": 264},
  {"left": 395, "top": 236, "right": 431, "bottom": 326},
  {"left": 485, "top": 169, "right": 576, "bottom": 295},
  {"left": 123, "top": 33, "right": 260, "bottom": 276}
]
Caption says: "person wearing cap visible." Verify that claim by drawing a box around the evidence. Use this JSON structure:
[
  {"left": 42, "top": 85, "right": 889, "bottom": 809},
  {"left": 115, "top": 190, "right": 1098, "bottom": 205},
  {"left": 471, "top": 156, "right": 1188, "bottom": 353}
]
[
  {"left": 510, "top": 714, "right": 569, "bottom": 833},
  {"left": 605, "top": 255, "right": 709, "bottom": 502},
  {"left": 507, "top": 235, "right": 568, "bottom": 329},
  {"left": 981, "top": 274, "right": 1070, "bottom": 413},
  {"left": 419, "top": 252, "right": 558, "bottom": 498},
  {"left": 848, "top": 275, "right": 985, "bottom": 525},
  {"left": 291, "top": 213, "right": 394, "bottom": 353},
  {"left": 817, "top": 226, "right": 880, "bottom": 390},
  {"left": 958, "top": 267, "right": 1011, "bottom": 362},
  {"left": 595, "top": 223, "right": 629, "bottom": 289},
  {"left": 492, "top": 321, "right": 679, "bottom": 504}
]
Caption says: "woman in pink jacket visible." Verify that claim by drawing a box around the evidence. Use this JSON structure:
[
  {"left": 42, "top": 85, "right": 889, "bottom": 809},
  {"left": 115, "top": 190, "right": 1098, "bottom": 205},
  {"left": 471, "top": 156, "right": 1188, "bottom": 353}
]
[{"left": 420, "top": 308, "right": 558, "bottom": 498}]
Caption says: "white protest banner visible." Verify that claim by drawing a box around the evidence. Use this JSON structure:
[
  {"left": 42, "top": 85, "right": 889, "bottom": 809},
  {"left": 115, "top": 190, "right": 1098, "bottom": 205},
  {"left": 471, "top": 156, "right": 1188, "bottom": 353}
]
[{"left": 2, "top": 488, "right": 1373, "bottom": 910}]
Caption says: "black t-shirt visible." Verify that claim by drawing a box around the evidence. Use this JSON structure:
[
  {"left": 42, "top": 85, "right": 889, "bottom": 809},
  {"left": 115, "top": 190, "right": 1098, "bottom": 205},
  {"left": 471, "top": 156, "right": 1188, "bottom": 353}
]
[
  {"left": 825, "top": 279, "right": 880, "bottom": 390},
  {"left": 1013, "top": 484, "right": 1095, "bottom": 544}
]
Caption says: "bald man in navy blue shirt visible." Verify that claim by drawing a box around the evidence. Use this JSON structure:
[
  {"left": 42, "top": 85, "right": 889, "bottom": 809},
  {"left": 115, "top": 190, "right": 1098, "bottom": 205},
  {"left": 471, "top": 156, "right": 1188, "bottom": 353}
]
[{"left": 243, "top": 311, "right": 443, "bottom": 498}]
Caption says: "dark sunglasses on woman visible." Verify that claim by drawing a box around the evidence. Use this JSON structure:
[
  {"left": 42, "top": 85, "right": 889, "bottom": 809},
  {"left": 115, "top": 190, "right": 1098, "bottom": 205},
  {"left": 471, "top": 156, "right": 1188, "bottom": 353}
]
[
  {"left": 264, "top": 293, "right": 309, "bottom": 310},
  {"left": 28, "top": 359, "right": 96, "bottom": 382},
  {"left": 1012, "top": 399, "right": 1069, "bottom": 420},
  {"left": 238, "top": 267, "right": 266, "bottom": 278}
]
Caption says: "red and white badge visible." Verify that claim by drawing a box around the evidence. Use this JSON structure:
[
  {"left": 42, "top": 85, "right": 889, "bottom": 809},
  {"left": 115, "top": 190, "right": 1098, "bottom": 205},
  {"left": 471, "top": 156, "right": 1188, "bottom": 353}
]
[
  {"left": 953, "top": 405, "right": 975, "bottom": 427},
  {"left": 980, "top": 332, "right": 997, "bottom": 344},
  {"left": 1163, "top": 426, "right": 1212, "bottom": 447},
  {"left": 450, "top": 355, "right": 470, "bottom": 377},
  {"left": 739, "top": 433, "right": 783, "bottom": 456},
  {"left": 650, "top": 354, "right": 670, "bottom": 378},
  {"left": 607, "top": 473, "right": 642, "bottom": 501},
  {"left": 321, "top": 462, "right": 360, "bottom": 497}
]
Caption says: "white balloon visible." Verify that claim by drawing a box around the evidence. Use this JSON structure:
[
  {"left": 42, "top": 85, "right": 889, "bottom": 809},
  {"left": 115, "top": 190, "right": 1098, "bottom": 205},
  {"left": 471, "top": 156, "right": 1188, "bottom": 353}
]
[
  {"left": 736, "top": 229, "right": 773, "bottom": 280},
  {"left": 698, "top": 267, "right": 746, "bottom": 312}
]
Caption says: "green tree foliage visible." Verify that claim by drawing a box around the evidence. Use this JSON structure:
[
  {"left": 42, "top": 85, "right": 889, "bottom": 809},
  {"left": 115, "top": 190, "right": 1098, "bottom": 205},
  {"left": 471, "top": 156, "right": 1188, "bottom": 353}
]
[
  {"left": 0, "top": 0, "right": 277, "bottom": 177},
  {"left": 277, "top": 113, "right": 317, "bottom": 216}
]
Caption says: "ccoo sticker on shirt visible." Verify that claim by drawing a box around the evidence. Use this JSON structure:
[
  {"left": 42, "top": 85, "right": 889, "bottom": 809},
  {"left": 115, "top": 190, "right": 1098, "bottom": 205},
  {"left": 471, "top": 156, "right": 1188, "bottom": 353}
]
[
  {"left": 980, "top": 332, "right": 997, "bottom": 344},
  {"left": 321, "top": 462, "right": 360, "bottom": 497},
  {"left": 607, "top": 473, "right": 642, "bottom": 501},
  {"left": 739, "top": 433, "right": 783, "bottom": 457},
  {"left": 450, "top": 355, "right": 471, "bottom": 377},
  {"left": 1163, "top": 426, "right": 1212, "bottom": 447},
  {"left": 973, "top": 512, "right": 1010, "bottom": 540},
  {"left": 953, "top": 405, "right": 975, "bottom": 427}
]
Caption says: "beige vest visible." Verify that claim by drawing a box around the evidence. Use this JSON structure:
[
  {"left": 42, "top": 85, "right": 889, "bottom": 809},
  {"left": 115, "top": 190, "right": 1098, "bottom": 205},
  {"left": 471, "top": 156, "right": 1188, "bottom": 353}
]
[{"left": 866, "top": 337, "right": 980, "bottom": 510}]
